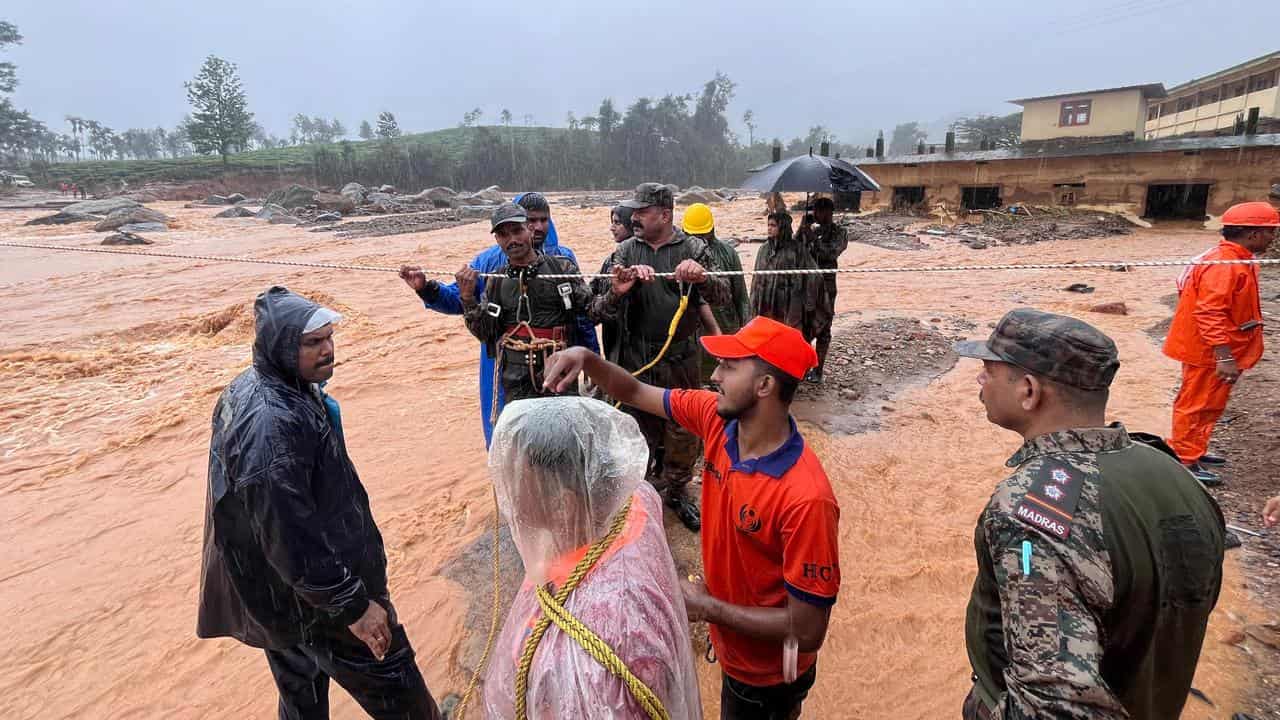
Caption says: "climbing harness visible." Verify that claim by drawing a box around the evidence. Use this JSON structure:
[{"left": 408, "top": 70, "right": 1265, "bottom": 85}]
[
  {"left": 512, "top": 496, "right": 668, "bottom": 720},
  {"left": 487, "top": 271, "right": 570, "bottom": 421}
]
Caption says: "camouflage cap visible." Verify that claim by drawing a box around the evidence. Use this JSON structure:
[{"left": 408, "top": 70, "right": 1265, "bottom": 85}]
[
  {"left": 955, "top": 308, "right": 1120, "bottom": 390},
  {"left": 620, "top": 182, "right": 674, "bottom": 210},
  {"left": 489, "top": 202, "right": 527, "bottom": 232}
]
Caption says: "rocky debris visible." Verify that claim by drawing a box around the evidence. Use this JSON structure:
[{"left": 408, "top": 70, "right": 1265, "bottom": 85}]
[
  {"left": 323, "top": 209, "right": 475, "bottom": 240},
  {"left": 268, "top": 214, "right": 302, "bottom": 225},
  {"left": 840, "top": 213, "right": 929, "bottom": 251},
  {"left": 315, "top": 192, "right": 357, "bottom": 215},
  {"left": 456, "top": 185, "right": 504, "bottom": 206},
  {"left": 24, "top": 210, "right": 103, "bottom": 226},
  {"left": 93, "top": 206, "right": 172, "bottom": 232},
  {"left": 792, "top": 317, "right": 963, "bottom": 435},
  {"left": 1089, "top": 302, "right": 1128, "bottom": 316},
  {"left": 101, "top": 231, "right": 152, "bottom": 245},
  {"left": 121, "top": 192, "right": 161, "bottom": 203},
  {"left": 313, "top": 212, "right": 342, "bottom": 223},
  {"left": 928, "top": 209, "right": 1133, "bottom": 247},
  {"left": 340, "top": 182, "right": 368, "bottom": 204},
  {"left": 366, "top": 192, "right": 394, "bottom": 205},
  {"left": 265, "top": 184, "right": 319, "bottom": 209},
  {"left": 225, "top": 193, "right": 247, "bottom": 204},
  {"left": 416, "top": 186, "right": 459, "bottom": 208},
  {"left": 255, "top": 203, "right": 291, "bottom": 221},
  {"left": 118, "top": 221, "right": 168, "bottom": 233},
  {"left": 63, "top": 197, "right": 141, "bottom": 215},
  {"left": 214, "top": 206, "right": 256, "bottom": 219},
  {"left": 1064, "top": 283, "right": 1095, "bottom": 294},
  {"left": 377, "top": 184, "right": 396, "bottom": 194},
  {"left": 203, "top": 194, "right": 230, "bottom": 205},
  {"left": 675, "top": 186, "right": 728, "bottom": 205}
]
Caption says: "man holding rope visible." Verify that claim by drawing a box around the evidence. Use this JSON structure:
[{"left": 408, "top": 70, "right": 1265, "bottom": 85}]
[
  {"left": 399, "top": 191, "right": 598, "bottom": 447},
  {"left": 543, "top": 316, "right": 841, "bottom": 719},
  {"left": 590, "top": 182, "right": 732, "bottom": 532}
]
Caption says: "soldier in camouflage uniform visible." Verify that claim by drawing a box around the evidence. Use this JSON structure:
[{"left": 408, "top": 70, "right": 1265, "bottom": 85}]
[
  {"left": 956, "top": 308, "right": 1225, "bottom": 720},
  {"left": 795, "top": 197, "right": 849, "bottom": 383},
  {"left": 590, "top": 183, "right": 731, "bottom": 531}
]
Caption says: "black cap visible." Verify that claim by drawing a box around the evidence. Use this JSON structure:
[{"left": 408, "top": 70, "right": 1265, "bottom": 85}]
[
  {"left": 955, "top": 308, "right": 1120, "bottom": 390},
  {"left": 489, "top": 202, "right": 527, "bottom": 232}
]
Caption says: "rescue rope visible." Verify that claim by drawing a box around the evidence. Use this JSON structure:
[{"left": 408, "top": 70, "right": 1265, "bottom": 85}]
[
  {"left": 3, "top": 240, "right": 1279, "bottom": 279},
  {"left": 452, "top": 488, "right": 503, "bottom": 720},
  {"left": 513, "top": 497, "right": 668, "bottom": 720},
  {"left": 613, "top": 283, "right": 691, "bottom": 409}
]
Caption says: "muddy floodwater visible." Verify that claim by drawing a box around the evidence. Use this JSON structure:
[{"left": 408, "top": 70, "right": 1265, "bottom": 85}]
[{"left": 0, "top": 196, "right": 1262, "bottom": 718}]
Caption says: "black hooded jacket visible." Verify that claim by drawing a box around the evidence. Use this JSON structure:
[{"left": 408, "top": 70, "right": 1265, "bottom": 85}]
[{"left": 197, "top": 287, "right": 386, "bottom": 649}]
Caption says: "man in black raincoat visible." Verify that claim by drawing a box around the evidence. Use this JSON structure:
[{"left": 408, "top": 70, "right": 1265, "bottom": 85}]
[{"left": 197, "top": 286, "right": 440, "bottom": 720}]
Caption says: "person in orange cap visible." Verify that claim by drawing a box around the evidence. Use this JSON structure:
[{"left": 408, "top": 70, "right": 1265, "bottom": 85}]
[
  {"left": 1164, "top": 201, "right": 1279, "bottom": 484},
  {"left": 542, "top": 316, "right": 840, "bottom": 719}
]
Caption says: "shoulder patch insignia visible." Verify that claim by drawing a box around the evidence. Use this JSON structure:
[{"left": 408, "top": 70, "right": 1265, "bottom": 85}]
[{"left": 1013, "top": 461, "right": 1084, "bottom": 540}]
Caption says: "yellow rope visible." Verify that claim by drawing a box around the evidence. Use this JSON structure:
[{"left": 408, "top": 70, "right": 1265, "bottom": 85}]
[
  {"left": 513, "top": 497, "right": 667, "bottom": 720},
  {"left": 613, "top": 286, "right": 691, "bottom": 409},
  {"left": 534, "top": 586, "right": 670, "bottom": 720},
  {"left": 452, "top": 488, "right": 504, "bottom": 720}
]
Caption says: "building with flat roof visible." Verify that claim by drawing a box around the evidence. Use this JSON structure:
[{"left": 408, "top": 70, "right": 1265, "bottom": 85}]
[
  {"left": 1145, "top": 52, "right": 1280, "bottom": 139},
  {"left": 1011, "top": 84, "right": 1167, "bottom": 143}
]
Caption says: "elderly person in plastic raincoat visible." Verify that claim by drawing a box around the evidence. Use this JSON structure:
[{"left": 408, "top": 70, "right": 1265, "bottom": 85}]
[{"left": 482, "top": 397, "right": 701, "bottom": 719}]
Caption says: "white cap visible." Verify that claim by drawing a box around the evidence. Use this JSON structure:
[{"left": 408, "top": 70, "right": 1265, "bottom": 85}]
[{"left": 303, "top": 307, "right": 343, "bottom": 333}]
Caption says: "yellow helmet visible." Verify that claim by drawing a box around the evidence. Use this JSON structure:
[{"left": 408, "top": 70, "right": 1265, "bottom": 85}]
[{"left": 681, "top": 203, "right": 715, "bottom": 235}]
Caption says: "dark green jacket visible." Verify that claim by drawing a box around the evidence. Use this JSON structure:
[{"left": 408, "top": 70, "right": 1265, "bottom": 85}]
[{"left": 966, "top": 425, "right": 1224, "bottom": 720}]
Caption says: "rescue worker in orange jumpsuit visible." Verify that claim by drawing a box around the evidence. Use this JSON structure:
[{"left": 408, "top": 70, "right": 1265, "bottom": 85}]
[{"left": 1163, "top": 201, "right": 1279, "bottom": 484}]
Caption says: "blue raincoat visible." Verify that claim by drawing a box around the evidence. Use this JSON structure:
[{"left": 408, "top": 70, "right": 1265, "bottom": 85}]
[{"left": 419, "top": 195, "right": 599, "bottom": 446}]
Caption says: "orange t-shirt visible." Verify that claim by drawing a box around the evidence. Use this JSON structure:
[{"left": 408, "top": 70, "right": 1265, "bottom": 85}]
[
  {"left": 665, "top": 389, "right": 841, "bottom": 687},
  {"left": 1164, "top": 240, "right": 1264, "bottom": 369}
]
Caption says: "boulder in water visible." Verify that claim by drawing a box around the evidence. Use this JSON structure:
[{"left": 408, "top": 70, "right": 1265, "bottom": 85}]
[
  {"left": 118, "top": 222, "right": 168, "bottom": 233},
  {"left": 316, "top": 192, "right": 356, "bottom": 215},
  {"left": 225, "top": 193, "right": 247, "bottom": 204},
  {"left": 101, "top": 231, "right": 152, "bottom": 246},
  {"left": 63, "top": 197, "right": 141, "bottom": 215},
  {"left": 255, "top": 203, "right": 291, "bottom": 220},
  {"left": 24, "top": 210, "right": 102, "bottom": 226},
  {"left": 314, "top": 212, "right": 342, "bottom": 222},
  {"left": 203, "top": 194, "right": 230, "bottom": 205},
  {"left": 265, "top": 184, "right": 319, "bottom": 209},
  {"left": 366, "top": 192, "right": 394, "bottom": 205},
  {"left": 420, "top": 186, "right": 458, "bottom": 208},
  {"left": 377, "top": 184, "right": 397, "bottom": 194},
  {"left": 93, "top": 206, "right": 172, "bottom": 232},
  {"left": 215, "top": 206, "right": 255, "bottom": 219},
  {"left": 340, "top": 182, "right": 368, "bottom": 204},
  {"left": 268, "top": 214, "right": 302, "bottom": 225}
]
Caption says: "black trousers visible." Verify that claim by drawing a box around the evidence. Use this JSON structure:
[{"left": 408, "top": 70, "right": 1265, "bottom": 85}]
[
  {"left": 265, "top": 605, "right": 440, "bottom": 720},
  {"left": 720, "top": 665, "right": 817, "bottom": 720}
]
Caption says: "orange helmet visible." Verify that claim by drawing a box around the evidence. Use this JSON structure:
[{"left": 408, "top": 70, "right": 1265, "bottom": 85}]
[{"left": 1221, "top": 201, "right": 1280, "bottom": 227}]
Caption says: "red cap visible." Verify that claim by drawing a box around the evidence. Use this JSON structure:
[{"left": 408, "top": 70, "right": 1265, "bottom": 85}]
[{"left": 700, "top": 316, "right": 818, "bottom": 380}]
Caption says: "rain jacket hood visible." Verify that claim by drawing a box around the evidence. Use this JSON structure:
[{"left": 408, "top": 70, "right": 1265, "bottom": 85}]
[{"left": 197, "top": 286, "right": 385, "bottom": 650}]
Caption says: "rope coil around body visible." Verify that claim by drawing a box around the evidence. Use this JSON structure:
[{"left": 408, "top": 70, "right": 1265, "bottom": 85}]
[
  {"left": 3, "top": 240, "right": 1279, "bottom": 280},
  {"left": 512, "top": 497, "right": 668, "bottom": 720}
]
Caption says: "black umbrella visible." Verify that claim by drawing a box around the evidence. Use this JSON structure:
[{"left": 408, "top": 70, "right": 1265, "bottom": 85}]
[{"left": 741, "top": 151, "right": 881, "bottom": 194}]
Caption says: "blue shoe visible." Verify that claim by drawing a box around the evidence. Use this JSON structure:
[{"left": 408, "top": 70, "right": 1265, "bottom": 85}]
[
  {"left": 1184, "top": 462, "right": 1222, "bottom": 487},
  {"left": 1198, "top": 453, "right": 1227, "bottom": 466}
]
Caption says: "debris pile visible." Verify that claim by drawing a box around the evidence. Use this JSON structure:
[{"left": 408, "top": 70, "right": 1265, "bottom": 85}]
[
  {"left": 924, "top": 209, "right": 1133, "bottom": 248},
  {"left": 839, "top": 213, "right": 929, "bottom": 251}
]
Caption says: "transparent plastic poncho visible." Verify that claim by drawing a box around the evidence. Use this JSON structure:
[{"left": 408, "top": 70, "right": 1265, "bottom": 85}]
[{"left": 482, "top": 397, "right": 702, "bottom": 719}]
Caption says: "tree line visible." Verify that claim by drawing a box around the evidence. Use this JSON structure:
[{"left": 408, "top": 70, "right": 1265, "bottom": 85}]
[{"left": 2, "top": 17, "right": 1024, "bottom": 191}]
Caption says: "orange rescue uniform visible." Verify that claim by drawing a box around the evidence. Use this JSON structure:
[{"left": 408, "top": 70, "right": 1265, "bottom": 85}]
[{"left": 1163, "top": 240, "right": 1264, "bottom": 463}]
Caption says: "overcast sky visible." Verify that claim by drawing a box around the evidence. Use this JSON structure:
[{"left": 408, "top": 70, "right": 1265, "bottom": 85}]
[{"left": 6, "top": 0, "right": 1278, "bottom": 145}]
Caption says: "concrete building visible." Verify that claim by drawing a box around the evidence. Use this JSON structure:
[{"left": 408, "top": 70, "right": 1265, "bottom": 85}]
[
  {"left": 852, "top": 134, "right": 1280, "bottom": 221},
  {"left": 1145, "top": 52, "right": 1280, "bottom": 139},
  {"left": 1012, "top": 84, "right": 1167, "bottom": 143}
]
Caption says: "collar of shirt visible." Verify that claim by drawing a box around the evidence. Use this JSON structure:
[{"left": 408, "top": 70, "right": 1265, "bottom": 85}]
[
  {"left": 724, "top": 416, "right": 805, "bottom": 478},
  {"left": 1006, "top": 424, "right": 1131, "bottom": 467},
  {"left": 1219, "top": 240, "right": 1257, "bottom": 259}
]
